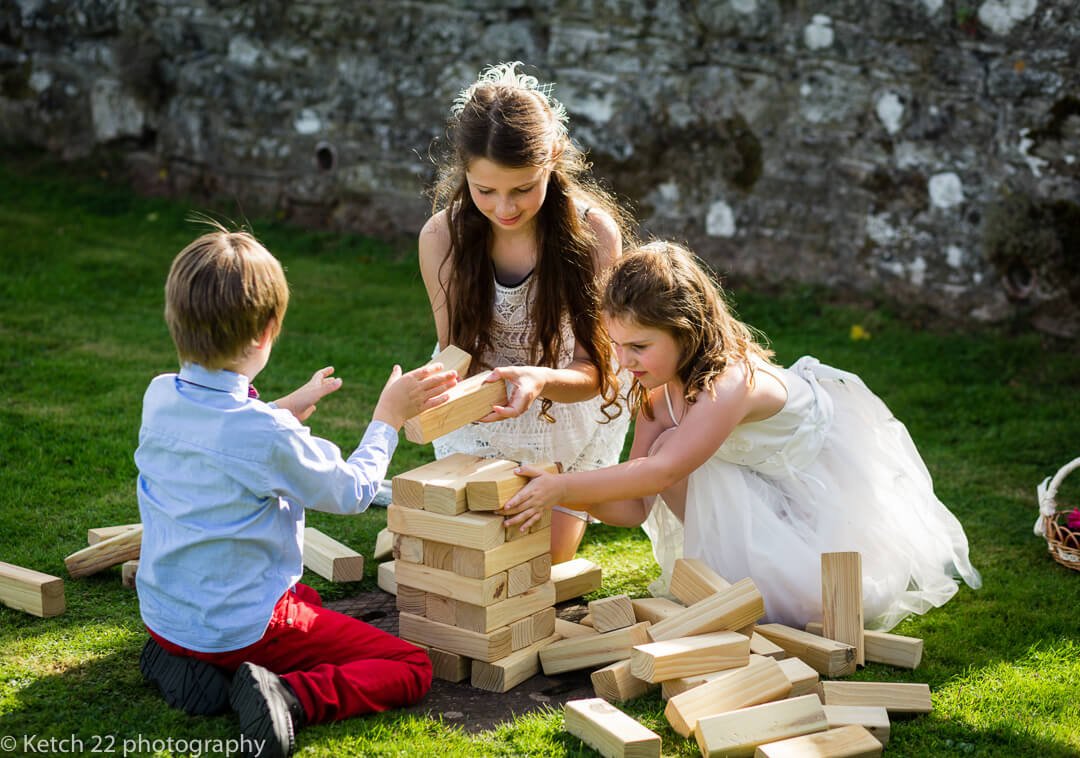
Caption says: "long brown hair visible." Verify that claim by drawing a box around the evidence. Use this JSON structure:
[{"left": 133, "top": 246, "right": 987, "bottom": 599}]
[
  {"left": 430, "top": 63, "right": 631, "bottom": 420},
  {"left": 601, "top": 241, "right": 774, "bottom": 421}
]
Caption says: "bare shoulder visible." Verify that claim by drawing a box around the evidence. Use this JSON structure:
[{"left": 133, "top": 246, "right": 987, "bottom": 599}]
[
  {"left": 419, "top": 209, "right": 451, "bottom": 266},
  {"left": 583, "top": 206, "right": 622, "bottom": 268}
]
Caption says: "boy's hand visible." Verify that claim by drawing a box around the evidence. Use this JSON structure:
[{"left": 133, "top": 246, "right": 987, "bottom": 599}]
[
  {"left": 275, "top": 367, "right": 343, "bottom": 423},
  {"left": 497, "top": 464, "right": 566, "bottom": 532},
  {"left": 373, "top": 362, "right": 458, "bottom": 430}
]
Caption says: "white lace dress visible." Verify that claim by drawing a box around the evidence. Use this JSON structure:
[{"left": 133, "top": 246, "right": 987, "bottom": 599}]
[
  {"left": 643, "top": 356, "right": 981, "bottom": 631},
  {"left": 433, "top": 275, "right": 631, "bottom": 509}
]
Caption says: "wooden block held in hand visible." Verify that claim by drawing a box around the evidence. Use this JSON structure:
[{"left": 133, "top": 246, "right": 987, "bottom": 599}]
[
  {"left": 426, "top": 344, "right": 472, "bottom": 378},
  {"left": 818, "top": 681, "right": 932, "bottom": 715},
  {"left": 695, "top": 694, "right": 828, "bottom": 758},
  {"left": 589, "top": 594, "right": 636, "bottom": 633},
  {"left": 805, "top": 622, "right": 923, "bottom": 670},
  {"left": 753, "top": 723, "right": 882, "bottom": 757},
  {"left": 404, "top": 372, "right": 508, "bottom": 444},
  {"left": 564, "top": 698, "right": 662, "bottom": 758},
  {"left": 822, "top": 552, "right": 864, "bottom": 666},
  {"left": 65, "top": 525, "right": 143, "bottom": 578},
  {"left": 0, "top": 562, "right": 65, "bottom": 617},
  {"left": 303, "top": 527, "right": 364, "bottom": 582},
  {"left": 550, "top": 558, "right": 602, "bottom": 603},
  {"left": 669, "top": 558, "right": 731, "bottom": 605}
]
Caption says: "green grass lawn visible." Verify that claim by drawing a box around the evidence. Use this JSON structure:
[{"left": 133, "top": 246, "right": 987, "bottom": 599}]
[{"left": 1, "top": 151, "right": 1078, "bottom": 757}]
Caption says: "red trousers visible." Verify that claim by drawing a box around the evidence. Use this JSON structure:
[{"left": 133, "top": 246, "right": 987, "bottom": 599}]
[{"left": 147, "top": 583, "right": 432, "bottom": 724}]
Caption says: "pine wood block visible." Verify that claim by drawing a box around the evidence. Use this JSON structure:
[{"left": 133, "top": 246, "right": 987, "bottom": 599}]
[
  {"left": 452, "top": 527, "right": 551, "bottom": 579},
  {"left": 425, "top": 593, "right": 457, "bottom": 626},
  {"left": 579, "top": 613, "right": 594, "bottom": 627},
  {"left": 777, "top": 656, "right": 820, "bottom": 698},
  {"left": 822, "top": 705, "right": 890, "bottom": 746},
  {"left": 429, "top": 647, "right": 471, "bottom": 683},
  {"left": 589, "top": 594, "right": 637, "bottom": 633},
  {"left": 422, "top": 540, "right": 455, "bottom": 571},
  {"left": 395, "top": 561, "right": 507, "bottom": 607},
  {"left": 0, "top": 562, "right": 65, "bottom": 617},
  {"left": 465, "top": 461, "right": 559, "bottom": 511},
  {"left": 427, "top": 344, "right": 472, "bottom": 378},
  {"left": 804, "top": 622, "right": 923, "bottom": 670},
  {"left": 817, "top": 682, "right": 932, "bottom": 715},
  {"left": 660, "top": 655, "right": 786, "bottom": 700},
  {"left": 87, "top": 523, "right": 140, "bottom": 545},
  {"left": 669, "top": 558, "right": 732, "bottom": 605},
  {"left": 425, "top": 457, "right": 519, "bottom": 515},
  {"left": 398, "top": 611, "right": 512, "bottom": 662},
  {"left": 506, "top": 506, "right": 552, "bottom": 541},
  {"left": 631, "top": 597, "right": 685, "bottom": 625},
  {"left": 665, "top": 657, "right": 792, "bottom": 738},
  {"left": 64, "top": 524, "right": 143, "bottom": 578},
  {"left": 591, "top": 658, "right": 655, "bottom": 703},
  {"left": 540, "top": 622, "right": 652, "bottom": 675},
  {"left": 301, "top": 528, "right": 364, "bottom": 582},
  {"left": 455, "top": 580, "right": 556, "bottom": 633},
  {"left": 695, "top": 694, "right": 828, "bottom": 758},
  {"left": 387, "top": 504, "right": 505, "bottom": 551},
  {"left": 396, "top": 585, "right": 427, "bottom": 615},
  {"left": 754, "top": 624, "right": 857, "bottom": 677},
  {"left": 121, "top": 559, "right": 139, "bottom": 589},
  {"left": 753, "top": 724, "right": 882, "bottom": 757},
  {"left": 391, "top": 452, "right": 482, "bottom": 509},
  {"left": 751, "top": 632, "right": 787, "bottom": 660},
  {"left": 551, "top": 558, "right": 603, "bottom": 603},
  {"left": 393, "top": 533, "right": 424, "bottom": 564},
  {"left": 377, "top": 560, "right": 397, "bottom": 595},
  {"left": 631, "top": 630, "right": 751, "bottom": 683},
  {"left": 511, "top": 616, "right": 534, "bottom": 650},
  {"left": 564, "top": 698, "right": 662, "bottom": 758},
  {"left": 821, "top": 552, "right": 864, "bottom": 667},
  {"left": 373, "top": 527, "right": 393, "bottom": 561},
  {"left": 647, "top": 578, "right": 765, "bottom": 642},
  {"left": 555, "top": 618, "right": 600, "bottom": 639},
  {"left": 532, "top": 606, "right": 556, "bottom": 640},
  {"left": 471, "top": 633, "right": 560, "bottom": 693},
  {"left": 508, "top": 553, "right": 551, "bottom": 597},
  {"left": 404, "top": 372, "right": 508, "bottom": 444}
]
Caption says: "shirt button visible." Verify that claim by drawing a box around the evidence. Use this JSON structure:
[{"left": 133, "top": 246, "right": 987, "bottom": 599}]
[{"left": 286, "top": 618, "right": 293, "bottom": 625}]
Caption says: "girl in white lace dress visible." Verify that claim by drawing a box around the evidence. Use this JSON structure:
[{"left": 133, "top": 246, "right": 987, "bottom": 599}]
[
  {"left": 418, "top": 62, "right": 632, "bottom": 562},
  {"left": 501, "top": 241, "right": 981, "bottom": 631}
]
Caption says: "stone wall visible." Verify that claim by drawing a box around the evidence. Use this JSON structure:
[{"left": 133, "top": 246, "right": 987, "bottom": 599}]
[{"left": 2, "top": 0, "right": 1077, "bottom": 334}]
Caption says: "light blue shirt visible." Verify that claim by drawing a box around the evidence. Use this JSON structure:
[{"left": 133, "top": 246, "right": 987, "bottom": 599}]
[{"left": 135, "top": 363, "right": 397, "bottom": 652}]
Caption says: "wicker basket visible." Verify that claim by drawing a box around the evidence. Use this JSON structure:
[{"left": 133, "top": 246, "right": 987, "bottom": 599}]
[{"left": 1037, "top": 457, "right": 1080, "bottom": 572}]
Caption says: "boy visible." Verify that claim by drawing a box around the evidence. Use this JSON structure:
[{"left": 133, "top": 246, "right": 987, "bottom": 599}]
[{"left": 135, "top": 226, "right": 457, "bottom": 758}]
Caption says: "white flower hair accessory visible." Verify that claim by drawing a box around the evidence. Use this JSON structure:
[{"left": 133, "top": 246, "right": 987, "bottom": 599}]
[{"left": 451, "top": 61, "right": 569, "bottom": 136}]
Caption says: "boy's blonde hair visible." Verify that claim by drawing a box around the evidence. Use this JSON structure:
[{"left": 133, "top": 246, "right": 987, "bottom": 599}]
[{"left": 165, "top": 225, "right": 289, "bottom": 370}]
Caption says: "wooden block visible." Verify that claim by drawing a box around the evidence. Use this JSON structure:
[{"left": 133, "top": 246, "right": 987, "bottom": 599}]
[
  {"left": 664, "top": 657, "right": 792, "bottom": 738},
  {"left": 395, "top": 561, "right": 507, "bottom": 607},
  {"left": 471, "top": 633, "right": 560, "bottom": 693},
  {"left": 393, "top": 533, "right": 424, "bottom": 564},
  {"left": 777, "top": 656, "right": 820, "bottom": 698},
  {"left": 121, "top": 560, "right": 139, "bottom": 589},
  {"left": 506, "top": 506, "right": 552, "bottom": 541},
  {"left": 564, "top": 698, "right": 662, "bottom": 758},
  {"left": 580, "top": 613, "right": 594, "bottom": 627},
  {"left": 387, "top": 504, "right": 505, "bottom": 551},
  {"left": 377, "top": 560, "right": 397, "bottom": 595},
  {"left": 695, "top": 694, "right": 828, "bottom": 758},
  {"left": 508, "top": 554, "right": 550, "bottom": 597},
  {"left": 669, "top": 558, "right": 731, "bottom": 605},
  {"left": 426, "top": 457, "right": 519, "bottom": 515},
  {"left": 425, "top": 593, "right": 457, "bottom": 626},
  {"left": 396, "top": 585, "right": 427, "bottom": 615},
  {"left": 391, "top": 452, "right": 482, "bottom": 509},
  {"left": 373, "top": 527, "right": 393, "bottom": 561},
  {"left": 427, "top": 344, "right": 472, "bottom": 378},
  {"left": 822, "top": 705, "right": 890, "bottom": 746},
  {"left": 751, "top": 632, "right": 787, "bottom": 660},
  {"left": 591, "top": 658, "right": 655, "bottom": 703},
  {"left": 398, "top": 611, "right": 512, "bottom": 662},
  {"left": 422, "top": 540, "right": 455, "bottom": 571},
  {"left": 540, "top": 622, "right": 652, "bottom": 676},
  {"left": 754, "top": 624, "right": 856, "bottom": 677},
  {"left": 818, "top": 682, "right": 932, "bottom": 715},
  {"left": 589, "top": 594, "right": 637, "bottom": 633},
  {"left": 0, "top": 562, "right": 65, "bottom": 617},
  {"left": 465, "top": 461, "right": 559, "bottom": 511},
  {"left": 87, "top": 523, "right": 140, "bottom": 545},
  {"left": 300, "top": 528, "right": 363, "bottom": 583},
  {"left": 403, "top": 372, "right": 508, "bottom": 444},
  {"left": 754, "top": 724, "right": 882, "bottom": 757},
  {"left": 647, "top": 578, "right": 764, "bottom": 642},
  {"left": 511, "top": 616, "right": 534, "bottom": 650},
  {"left": 822, "top": 552, "right": 864, "bottom": 667},
  {"left": 64, "top": 524, "right": 143, "bottom": 578},
  {"left": 532, "top": 606, "right": 556, "bottom": 640},
  {"left": 631, "top": 597, "right": 685, "bottom": 625},
  {"left": 631, "top": 630, "right": 750, "bottom": 683},
  {"left": 554, "top": 618, "right": 600, "bottom": 639},
  {"left": 453, "top": 527, "right": 551, "bottom": 579},
  {"left": 455, "top": 581, "right": 556, "bottom": 633},
  {"left": 428, "top": 647, "right": 471, "bottom": 683},
  {"left": 550, "top": 558, "right": 602, "bottom": 603},
  {"left": 805, "top": 622, "right": 923, "bottom": 670}
]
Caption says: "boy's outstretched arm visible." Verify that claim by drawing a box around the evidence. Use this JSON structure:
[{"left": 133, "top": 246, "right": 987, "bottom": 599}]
[{"left": 274, "top": 366, "right": 344, "bottom": 422}]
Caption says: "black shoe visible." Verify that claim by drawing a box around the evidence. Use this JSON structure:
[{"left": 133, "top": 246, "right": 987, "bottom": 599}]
[
  {"left": 229, "top": 662, "right": 305, "bottom": 758},
  {"left": 139, "top": 637, "right": 231, "bottom": 716}
]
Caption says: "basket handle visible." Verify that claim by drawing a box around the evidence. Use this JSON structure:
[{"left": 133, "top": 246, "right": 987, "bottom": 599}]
[{"left": 1035, "top": 456, "right": 1080, "bottom": 536}]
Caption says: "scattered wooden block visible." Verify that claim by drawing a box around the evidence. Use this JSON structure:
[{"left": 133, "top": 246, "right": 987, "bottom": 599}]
[
  {"left": 508, "top": 553, "right": 551, "bottom": 596},
  {"left": 121, "top": 560, "right": 139, "bottom": 589},
  {"left": 455, "top": 581, "right": 556, "bottom": 633},
  {"left": 301, "top": 527, "right": 364, "bottom": 582},
  {"left": 579, "top": 613, "right": 594, "bottom": 627},
  {"left": 425, "top": 593, "right": 457, "bottom": 626},
  {"left": 391, "top": 453, "right": 483, "bottom": 509},
  {"left": 395, "top": 561, "right": 507, "bottom": 607},
  {"left": 393, "top": 533, "right": 424, "bottom": 564},
  {"left": 396, "top": 585, "right": 426, "bottom": 615},
  {"left": 647, "top": 577, "right": 764, "bottom": 642},
  {"left": 590, "top": 594, "right": 636, "bottom": 633},
  {"left": 564, "top": 698, "right": 662, "bottom": 758},
  {"left": 541, "top": 622, "right": 652, "bottom": 676},
  {"left": 822, "top": 705, "right": 891, "bottom": 746},
  {"left": 551, "top": 558, "right": 603, "bottom": 603},
  {"left": 777, "top": 656, "right": 820, "bottom": 698},
  {"left": 669, "top": 558, "right": 731, "bottom": 605},
  {"left": 465, "top": 461, "right": 559, "bottom": 511},
  {"left": 452, "top": 527, "right": 551, "bottom": 579},
  {"left": 471, "top": 633, "right": 560, "bottom": 693},
  {"left": 754, "top": 723, "right": 882, "bottom": 757},
  {"left": 377, "top": 560, "right": 397, "bottom": 595},
  {"left": 822, "top": 552, "right": 864, "bottom": 667},
  {"left": 665, "top": 657, "right": 792, "bottom": 738},
  {"left": 554, "top": 618, "right": 600, "bottom": 639},
  {"left": 751, "top": 632, "right": 787, "bottom": 660},
  {"left": 631, "top": 630, "right": 750, "bottom": 683},
  {"left": 532, "top": 606, "right": 556, "bottom": 641},
  {"left": 818, "top": 681, "right": 932, "bottom": 715},
  {"left": 591, "top": 658, "right": 655, "bottom": 703},
  {"left": 805, "top": 622, "right": 923, "bottom": 670},
  {"left": 754, "top": 624, "right": 856, "bottom": 677},
  {"left": 387, "top": 504, "right": 505, "bottom": 551},
  {"left": 398, "top": 611, "right": 512, "bottom": 663},
  {"left": 87, "top": 523, "right": 140, "bottom": 545},
  {"left": 373, "top": 527, "right": 393, "bottom": 561},
  {"left": 631, "top": 597, "right": 685, "bottom": 625},
  {"left": 404, "top": 372, "right": 508, "bottom": 444},
  {"left": 64, "top": 524, "right": 143, "bottom": 578},
  {"left": 425, "top": 457, "right": 519, "bottom": 515},
  {"left": 695, "top": 694, "right": 828, "bottom": 758},
  {"left": 422, "top": 540, "right": 455, "bottom": 571},
  {"left": 0, "top": 562, "right": 65, "bottom": 617},
  {"left": 426, "top": 344, "right": 472, "bottom": 379}
]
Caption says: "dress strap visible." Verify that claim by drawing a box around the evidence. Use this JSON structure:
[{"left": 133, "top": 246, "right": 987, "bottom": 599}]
[{"left": 663, "top": 384, "right": 680, "bottom": 427}]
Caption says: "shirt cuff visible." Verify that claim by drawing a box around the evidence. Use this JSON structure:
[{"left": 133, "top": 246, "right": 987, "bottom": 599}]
[{"left": 362, "top": 419, "right": 399, "bottom": 459}]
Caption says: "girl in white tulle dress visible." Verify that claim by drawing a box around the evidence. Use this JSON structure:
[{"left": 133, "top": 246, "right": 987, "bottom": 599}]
[{"left": 501, "top": 241, "right": 981, "bottom": 631}]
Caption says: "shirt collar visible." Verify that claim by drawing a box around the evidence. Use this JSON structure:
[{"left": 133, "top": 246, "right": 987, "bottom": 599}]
[{"left": 178, "top": 363, "right": 253, "bottom": 401}]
